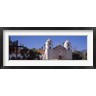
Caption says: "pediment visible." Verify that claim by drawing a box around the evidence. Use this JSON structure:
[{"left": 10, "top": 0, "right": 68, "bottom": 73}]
[{"left": 53, "top": 45, "right": 66, "bottom": 50}]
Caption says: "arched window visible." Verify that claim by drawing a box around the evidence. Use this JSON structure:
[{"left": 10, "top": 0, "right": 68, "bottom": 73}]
[{"left": 49, "top": 46, "right": 51, "bottom": 49}]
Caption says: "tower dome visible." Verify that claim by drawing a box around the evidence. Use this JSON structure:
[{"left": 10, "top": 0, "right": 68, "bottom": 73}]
[
  {"left": 46, "top": 38, "right": 52, "bottom": 42},
  {"left": 64, "top": 40, "right": 71, "bottom": 50},
  {"left": 45, "top": 38, "right": 53, "bottom": 49}
]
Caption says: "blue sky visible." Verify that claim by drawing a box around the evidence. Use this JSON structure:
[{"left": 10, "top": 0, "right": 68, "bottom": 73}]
[{"left": 10, "top": 36, "right": 87, "bottom": 51}]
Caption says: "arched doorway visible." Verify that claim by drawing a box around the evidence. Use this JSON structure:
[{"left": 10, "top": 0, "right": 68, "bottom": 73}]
[{"left": 58, "top": 55, "right": 62, "bottom": 60}]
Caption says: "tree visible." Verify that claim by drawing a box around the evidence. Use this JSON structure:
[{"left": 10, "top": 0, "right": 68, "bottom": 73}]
[
  {"left": 72, "top": 51, "right": 83, "bottom": 60},
  {"left": 82, "top": 52, "right": 87, "bottom": 60},
  {"left": 27, "top": 49, "right": 41, "bottom": 60},
  {"left": 9, "top": 38, "right": 16, "bottom": 54}
]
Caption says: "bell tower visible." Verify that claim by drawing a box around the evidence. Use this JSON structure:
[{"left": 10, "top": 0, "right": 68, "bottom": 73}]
[
  {"left": 64, "top": 40, "right": 72, "bottom": 60},
  {"left": 64, "top": 40, "right": 71, "bottom": 50},
  {"left": 44, "top": 38, "right": 53, "bottom": 59},
  {"left": 45, "top": 38, "right": 53, "bottom": 49}
]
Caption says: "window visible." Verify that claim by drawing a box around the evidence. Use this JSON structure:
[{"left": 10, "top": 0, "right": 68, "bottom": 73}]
[{"left": 49, "top": 46, "right": 51, "bottom": 49}]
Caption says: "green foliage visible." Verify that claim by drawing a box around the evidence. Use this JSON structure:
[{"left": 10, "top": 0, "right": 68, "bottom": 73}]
[
  {"left": 82, "top": 52, "right": 87, "bottom": 60},
  {"left": 9, "top": 38, "right": 42, "bottom": 60},
  {"left": 28, "top": 49, "right": 41, "bottom": 60},
  {"left": 72, "top": 51, "right": 87, "bottom": 60}
]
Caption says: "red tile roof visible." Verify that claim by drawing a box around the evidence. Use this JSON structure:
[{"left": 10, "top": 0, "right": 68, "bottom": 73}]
[{"left": 36, "top": 50, "right": 45, "bottom": 54}]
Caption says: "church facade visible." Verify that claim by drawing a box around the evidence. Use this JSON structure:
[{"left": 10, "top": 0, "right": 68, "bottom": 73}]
[{"left": 43, "top": 39, "right": 72, "bottom": 60}]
